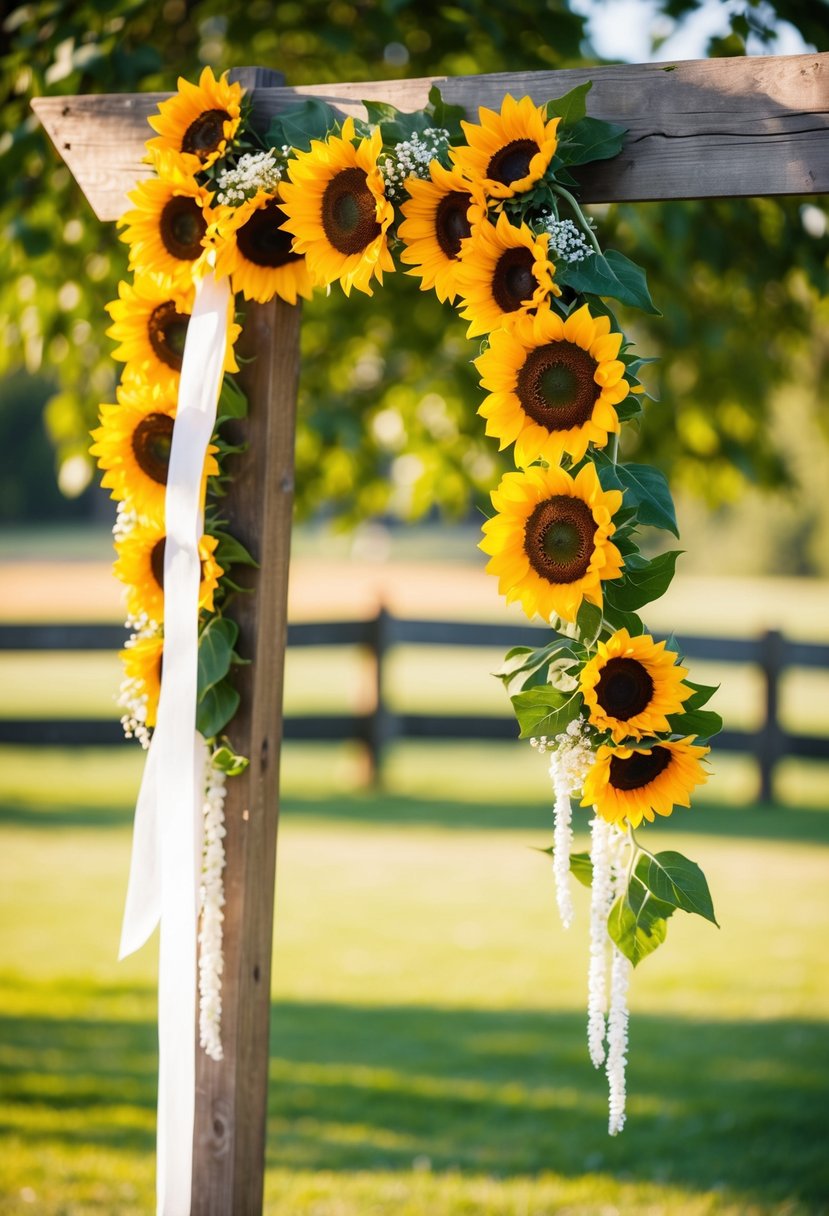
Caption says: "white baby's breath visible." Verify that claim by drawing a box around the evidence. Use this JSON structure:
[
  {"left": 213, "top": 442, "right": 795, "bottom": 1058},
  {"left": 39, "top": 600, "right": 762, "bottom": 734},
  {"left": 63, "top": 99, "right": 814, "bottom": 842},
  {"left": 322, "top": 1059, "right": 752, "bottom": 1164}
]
[{"left": 380, "top": 127, "right": 450, "bottom": 200}]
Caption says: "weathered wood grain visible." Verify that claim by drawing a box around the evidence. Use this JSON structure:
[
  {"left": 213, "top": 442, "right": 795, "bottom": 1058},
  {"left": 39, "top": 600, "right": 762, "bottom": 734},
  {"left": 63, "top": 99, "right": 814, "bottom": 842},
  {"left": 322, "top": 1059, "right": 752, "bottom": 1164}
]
[{"left": 32, "top": 52, "right": 829, "bottom": 219}]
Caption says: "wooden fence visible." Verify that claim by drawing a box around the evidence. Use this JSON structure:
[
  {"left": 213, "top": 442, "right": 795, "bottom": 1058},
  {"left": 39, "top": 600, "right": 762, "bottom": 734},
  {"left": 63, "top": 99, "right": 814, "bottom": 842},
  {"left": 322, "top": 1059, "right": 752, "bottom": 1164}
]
[{"left": 1, "top": 612, "right": 828, "bottom": 802}]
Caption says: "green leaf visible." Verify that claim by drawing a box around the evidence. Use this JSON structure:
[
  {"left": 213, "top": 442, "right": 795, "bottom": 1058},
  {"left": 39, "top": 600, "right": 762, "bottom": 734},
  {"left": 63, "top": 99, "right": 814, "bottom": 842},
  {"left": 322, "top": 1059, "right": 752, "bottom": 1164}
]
[
  {"left": 198, "top": 615, "right": 239, "bottom": 698},
  {"left": 605, "top": 550, "right": 681, "bottom": 612},
  {"left": 212, "top": 529, "right": 258, "bottom": 569},
  {"left": 608, "top": 876, "right": 675, "bottom": 966},
  {"left": 595, "top": 455, "right": 679, "bottom": 537},
  {"left": 217, "top": 375, "right": 248, "bottom": 420},
  {"left": 266, "top": 99, "right": 338, "bottom": 152},
  {"left": 493, "top": 636, "right": 574, "bottom": 691},
  {"left": 558, "top": 115, "right": 626, "bottom": 165},
  {"left": 667, "top": 706, "right": 723, "bottom": 740},
  {"left": 682, "top": 680, "right": 719, "bottom": 711},
  {"left": 363, "top": 96, "right": 431, "bottom": 144},
  {"left": 569, "top": 851, "right": 593, "bottom": 888},
  {"left": 510, "top": 686, "right": 582, "bottom": 740},
  {"left": 212, "top": 744, "right": 249, "bottom": 777},
  {"left": 576, "top": 598, "right": 603, "bottom": 646},
  {"left": 601, "top": 604, "right": 646, "bottom": 636},
  {"left": 427, "top": 85, "right": 466, "bottom": 139},
  {"left": 196, "top": 678, "right": 241, "bottom": 740},
  {"left": 560, "top": 249, "right": 660, "bottom": 314},
  {"left": 546, "top": 82, "right": 591, "bottom": 125},
  {"left": 635, "top": 851, "right": 719, "bottom": 925}
]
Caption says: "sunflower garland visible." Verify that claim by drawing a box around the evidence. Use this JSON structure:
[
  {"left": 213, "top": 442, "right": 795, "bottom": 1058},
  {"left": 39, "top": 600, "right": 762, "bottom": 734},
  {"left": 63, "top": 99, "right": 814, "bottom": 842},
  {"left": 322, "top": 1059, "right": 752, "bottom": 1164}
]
[{"left": 94, "top": 74, "right": 722, "bottom": 1131}]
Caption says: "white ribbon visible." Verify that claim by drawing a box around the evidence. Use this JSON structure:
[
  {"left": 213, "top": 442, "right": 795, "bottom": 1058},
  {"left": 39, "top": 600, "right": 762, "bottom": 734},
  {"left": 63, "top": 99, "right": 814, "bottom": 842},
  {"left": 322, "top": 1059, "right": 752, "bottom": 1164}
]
[{"left": 119, "top": 271, "right": 231, "bottom": 1216}]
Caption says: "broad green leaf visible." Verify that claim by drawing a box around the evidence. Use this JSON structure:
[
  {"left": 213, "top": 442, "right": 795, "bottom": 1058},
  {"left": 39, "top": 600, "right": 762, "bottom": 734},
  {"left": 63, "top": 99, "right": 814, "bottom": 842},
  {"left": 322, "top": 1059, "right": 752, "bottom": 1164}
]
[
  {"left": 601, "top": 603, "right": 646, "bottom": 636},
  {"left": 217, "top": 375, "right": 248, "bottom": 420},
  {"left": 196, "top": 678, "right": 240, "bottom": 740},
  {"left": 427, "top": 85, "right": 466, "bottom": 139},
  {"left": 198, "top": 615, "right": 239, "bottom": 698},
  {"left": 608, "top": 876, "right": 675, "bottom": 966},
  {"left": 558, "top": 115, "right": 626, "bottom": 165},
  {"left": 493, "top": 636, "right": 574, "bottom": 689},
  {"left": 363, "top": 96, "right": 431, "bottom": 144},
  {"left": 682, "top": 680, "right": 719, "bottom": 711},
  {"left": 546, "top": 82, "right": 591, "bottom": 125},
  {"left": 576, "top": 597, "right": 603, "bottom": 646},
  {"left": 605, "top": 550, "right": 682, "bottom": 612},
  {"left": 212, "top": 529, "right": 258, "bottom": 569},
  {"left": 667, "top": 706, "right": 723, "bottom": 740},
  {"left": 635, "top": 851, "right": 719, "bottom": 925},
  {"left": 510, "top": 686, "right": 582, "bottom": 740},
  {"left": 595, "top": 455, "right": 679, "bottom": 537},
  {"left": 560, "top": 249, "right": 660, "bottom": 314},
  {"left": 212, "top": 745, "right": 249, "bottom": 777},
  {"left": 569, "top": 851, "right": 593, "bottom": 888},
  {"left": 267, "top": 99, "right": 338, "bottom": 152}
]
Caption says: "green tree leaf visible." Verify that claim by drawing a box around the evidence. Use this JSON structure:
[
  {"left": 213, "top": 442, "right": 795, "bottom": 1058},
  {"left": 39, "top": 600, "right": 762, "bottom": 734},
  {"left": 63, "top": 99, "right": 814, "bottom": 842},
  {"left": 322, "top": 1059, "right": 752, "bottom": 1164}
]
[
  {"left": 266, "top": 99, "right": 338, "bottom": 152},
  {"left": 198, "top": 616, "right": 239, "bottom": 699},
  {"left": 510, "top": 686, "right": 582, "bottom": 740},
  {"left": 196, "top": 678, "right": 241, "bottom": 740},
  {"left": 576, "top": 597, "right": 603, "bottom": 646},
  {"left": 682, "top": 680, "right": 720, "bottom": 711},
  {"left": 635, "top": 850, "right": 719, "bottom": 925},
  {"left": 546, "top": 82, "right": 591, "bottom": 125},
  {"left": 667, "top": 706, "right": 723, "bottom": 740},
  {"left": 427, "top": 85, "right": 466, "bottom": 140},
  {"left": 558, "top": 115, "right": 626, "bottom": 165},
  {"left": 608, "top": 875, "right": 675, "bottom": 966}
]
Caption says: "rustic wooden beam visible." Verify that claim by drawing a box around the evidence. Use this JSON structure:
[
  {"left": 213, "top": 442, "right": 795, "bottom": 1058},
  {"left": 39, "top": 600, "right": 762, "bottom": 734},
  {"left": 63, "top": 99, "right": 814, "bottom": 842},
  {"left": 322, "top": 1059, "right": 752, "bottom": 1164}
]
[
  {"left": 32, "top": 52, "right": 829, "bottom": 220},
  {"left": 190, "top": 284, "right": 301, "bottom": 1213}
]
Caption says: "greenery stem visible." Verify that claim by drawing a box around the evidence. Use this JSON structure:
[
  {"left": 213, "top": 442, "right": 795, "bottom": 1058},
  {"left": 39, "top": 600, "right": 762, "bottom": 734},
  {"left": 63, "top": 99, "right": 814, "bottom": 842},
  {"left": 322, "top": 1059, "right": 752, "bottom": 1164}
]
[
  {"left": 551, "top": 184, "right": 602, "bottom": 255},
  {"left": 607, "top": 432, "right": 619, "bottom": 465}
]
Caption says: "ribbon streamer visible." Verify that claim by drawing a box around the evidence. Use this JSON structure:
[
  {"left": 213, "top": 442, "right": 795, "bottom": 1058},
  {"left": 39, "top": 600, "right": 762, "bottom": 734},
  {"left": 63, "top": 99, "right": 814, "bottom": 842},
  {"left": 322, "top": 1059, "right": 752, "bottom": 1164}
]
[{"left": 119, "top": 271, "right": 231, "bottom": 1216}]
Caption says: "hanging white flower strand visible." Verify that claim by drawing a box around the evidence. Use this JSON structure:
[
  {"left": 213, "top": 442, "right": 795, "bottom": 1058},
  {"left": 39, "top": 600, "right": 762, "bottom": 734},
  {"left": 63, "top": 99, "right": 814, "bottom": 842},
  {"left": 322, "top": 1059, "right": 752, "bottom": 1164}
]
[
  {"left": 199, "top": 753, "right": 228, "bottom": 1061},
  {"left": 534, "top": 719, "right": 595, "bottom": 928},
  {"left": 587, "top": 814, "right": 614, "bottom": 1067}
]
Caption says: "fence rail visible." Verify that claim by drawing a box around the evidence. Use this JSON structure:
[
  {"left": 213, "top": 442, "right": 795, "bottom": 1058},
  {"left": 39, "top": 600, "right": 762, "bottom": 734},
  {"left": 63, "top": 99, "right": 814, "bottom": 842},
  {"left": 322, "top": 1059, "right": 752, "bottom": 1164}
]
[{"left": 2, "top": 613, "right": 829, "bottom": 800}]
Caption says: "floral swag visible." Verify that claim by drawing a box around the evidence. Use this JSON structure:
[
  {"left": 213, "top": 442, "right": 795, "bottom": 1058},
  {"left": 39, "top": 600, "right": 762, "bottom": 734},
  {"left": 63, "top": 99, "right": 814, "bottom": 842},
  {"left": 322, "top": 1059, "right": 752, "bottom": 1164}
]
[{"left": 93, "top": 67, "right": 723, "bottom": 1140}]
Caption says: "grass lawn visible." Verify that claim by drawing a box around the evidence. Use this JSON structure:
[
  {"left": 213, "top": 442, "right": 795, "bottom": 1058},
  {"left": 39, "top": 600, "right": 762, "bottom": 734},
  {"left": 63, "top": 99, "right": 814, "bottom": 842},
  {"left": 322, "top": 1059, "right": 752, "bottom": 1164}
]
[{"left": 1, "top": 747, "right": 829, "bottom": 1215}]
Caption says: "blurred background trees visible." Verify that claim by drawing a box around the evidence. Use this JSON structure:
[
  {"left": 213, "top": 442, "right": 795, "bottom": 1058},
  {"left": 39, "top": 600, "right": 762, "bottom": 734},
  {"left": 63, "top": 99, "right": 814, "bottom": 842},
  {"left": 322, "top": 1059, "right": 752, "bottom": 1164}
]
[{"left": 1, "top": 0, "right": 828, "bottom": 568}]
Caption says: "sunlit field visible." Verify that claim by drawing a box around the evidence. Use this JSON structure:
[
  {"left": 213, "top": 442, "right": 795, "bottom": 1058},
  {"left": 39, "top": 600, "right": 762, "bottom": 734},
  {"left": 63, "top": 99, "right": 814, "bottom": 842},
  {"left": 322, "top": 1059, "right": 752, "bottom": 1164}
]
[{"left": 1, "top": 539, "right": 828, "bottom": 1213}]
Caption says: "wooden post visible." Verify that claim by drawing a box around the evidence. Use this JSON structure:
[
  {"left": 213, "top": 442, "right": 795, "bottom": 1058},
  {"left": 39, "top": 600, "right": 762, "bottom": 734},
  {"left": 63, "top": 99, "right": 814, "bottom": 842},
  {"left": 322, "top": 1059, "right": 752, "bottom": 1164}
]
[{"left": 188, "top": 67, "right": 300, "bottom": 1213}]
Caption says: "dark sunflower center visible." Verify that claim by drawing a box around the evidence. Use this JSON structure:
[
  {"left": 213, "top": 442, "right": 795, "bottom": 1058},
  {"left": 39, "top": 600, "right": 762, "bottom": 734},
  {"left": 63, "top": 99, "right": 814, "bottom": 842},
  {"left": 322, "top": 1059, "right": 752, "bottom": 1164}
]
[
  {"left": 516, "top": 341, "right": 600, "bottom": 429},
  {"left": 181, "top": 109, "right": 231, "bottom": 158},
  {"left": 132, "top": 413, "right": 174, "bottom": 485},
  {"left": 321, "top": 167, "right": 380, "bottom": 256},
  {"left": 524, "top": 495, "right": 596, "bottom": 584},
  {"left": 148, "top": 302, "right": 188, "bottom": 371},
  {"left": 595, "top": 658, "right": 654, "bottom": 721},
  {"left": 609, "top": 746, "right": 673, "bottom": 791},
  {"left": 236, "top": 199, "right": 302, "bottom": 268},
  {"left": 487, "top": 138, "right": 539, "bottom": 187},
  {"left": 434, "top": 190, "right": 472, "bottom": 259},
  {"left": 492, "top": 247, "right": 536, "bottom": 314},
  {"left": 159, "top": 196, "right": 207, "bottom": 261}
]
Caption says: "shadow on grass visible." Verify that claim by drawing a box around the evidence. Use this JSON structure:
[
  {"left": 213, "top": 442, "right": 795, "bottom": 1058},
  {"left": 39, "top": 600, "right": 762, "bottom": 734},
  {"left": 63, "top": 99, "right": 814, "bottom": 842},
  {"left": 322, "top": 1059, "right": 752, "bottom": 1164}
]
[
  {"left": 1, "top": 993, "right": 827, "bottom": 1207},
  {"left": 3, "top": 789, "right": 829, "bottom": 844}
]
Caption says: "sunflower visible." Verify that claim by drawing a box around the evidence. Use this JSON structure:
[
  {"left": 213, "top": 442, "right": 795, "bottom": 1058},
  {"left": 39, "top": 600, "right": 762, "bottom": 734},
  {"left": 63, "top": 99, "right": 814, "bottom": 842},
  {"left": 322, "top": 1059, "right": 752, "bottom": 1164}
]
[
  {"left": 121, "top": 633, "right": 164, "bottom": 729},
  {"left": 114, "top": 519, "right": 222, "bottom": 623},
  {"left": 279, "top": 117, "right": 395, "bottom": 297},
  {"left": 106, "top": 277, "right": 240, "bottom": 388},
  {"left": 119, "top": 158, "right": 214, "bottom": 293},
  {"left": 450, "top": 94, "right": 560, "bottom": 200},
  {"left": 480, "top": 462, "right": 624, "bottom": 623},
  {"left": 147, "top": 66, "right": 243, "bottom": 173},
  {"left": 90, "top": 380, "right": 219, "bottom": 523},
  {"left": 456, "top": 211, "right": 559, "bottom": 338},
  {"left": 581, "top": 737, "right": 710, "bottom": 828},
  {"left": 580, "top": 629, "right": 692, "bottom": 744},
  {"left": 475, "top": 303, "right": 630, "bottom": 466},
  {"left": 398, "top": 162, "right": 485, "bottom": 303},
  {"left": 211, "top": 187, "right": 315, "bottom": 304}
]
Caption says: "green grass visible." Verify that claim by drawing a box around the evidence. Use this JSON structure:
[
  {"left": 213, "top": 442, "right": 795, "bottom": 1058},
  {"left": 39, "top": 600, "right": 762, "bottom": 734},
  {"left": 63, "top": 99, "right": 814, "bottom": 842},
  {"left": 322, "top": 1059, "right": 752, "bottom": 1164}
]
[{"left": 1, "top": 747, "right": 828, "bottom": 1214}]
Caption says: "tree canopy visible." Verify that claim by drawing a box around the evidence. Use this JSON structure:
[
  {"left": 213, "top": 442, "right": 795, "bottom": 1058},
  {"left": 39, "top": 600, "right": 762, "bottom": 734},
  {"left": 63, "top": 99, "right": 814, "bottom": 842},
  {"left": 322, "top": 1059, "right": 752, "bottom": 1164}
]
[{"left": 1, "top": 0, "right": 827, "bottom": 527}]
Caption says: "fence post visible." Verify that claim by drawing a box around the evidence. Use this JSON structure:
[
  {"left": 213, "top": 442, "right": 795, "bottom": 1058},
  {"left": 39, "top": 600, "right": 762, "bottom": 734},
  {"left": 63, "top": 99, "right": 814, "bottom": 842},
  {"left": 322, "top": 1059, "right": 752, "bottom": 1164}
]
[
  {"left": 758, "top": 628, "right": 786, "bottom": 804},
  {"left": 366, "top": 606, "right": 394, "bottom": 785}
]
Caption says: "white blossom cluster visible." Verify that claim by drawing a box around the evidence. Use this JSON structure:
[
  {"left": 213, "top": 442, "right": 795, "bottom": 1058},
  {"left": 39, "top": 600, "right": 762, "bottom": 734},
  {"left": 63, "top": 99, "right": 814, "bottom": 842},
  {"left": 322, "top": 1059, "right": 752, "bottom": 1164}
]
[
  {"left": 538, "top": 214, "right": 594, "bottom": 263},
  {"left": 112, "top": 503, "right": 137, "bottom": 543},
  {"left": 540, "top": 718, "right": 596, "bottom": 929},
  {"left": 585, "top": 817, "right": 632, "bottom": 1134},
  {"left": 214, "top": 147, "right": 289, "bottom": 206},
  {"left": 199, "top": 753, "right": 228, "bottom": 1061},
  {"left": 116, "top": 616, "right": 161, "bottom": 749},
  {"left": 380, "top": 127, "right": 450, "bottom": 200}
]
